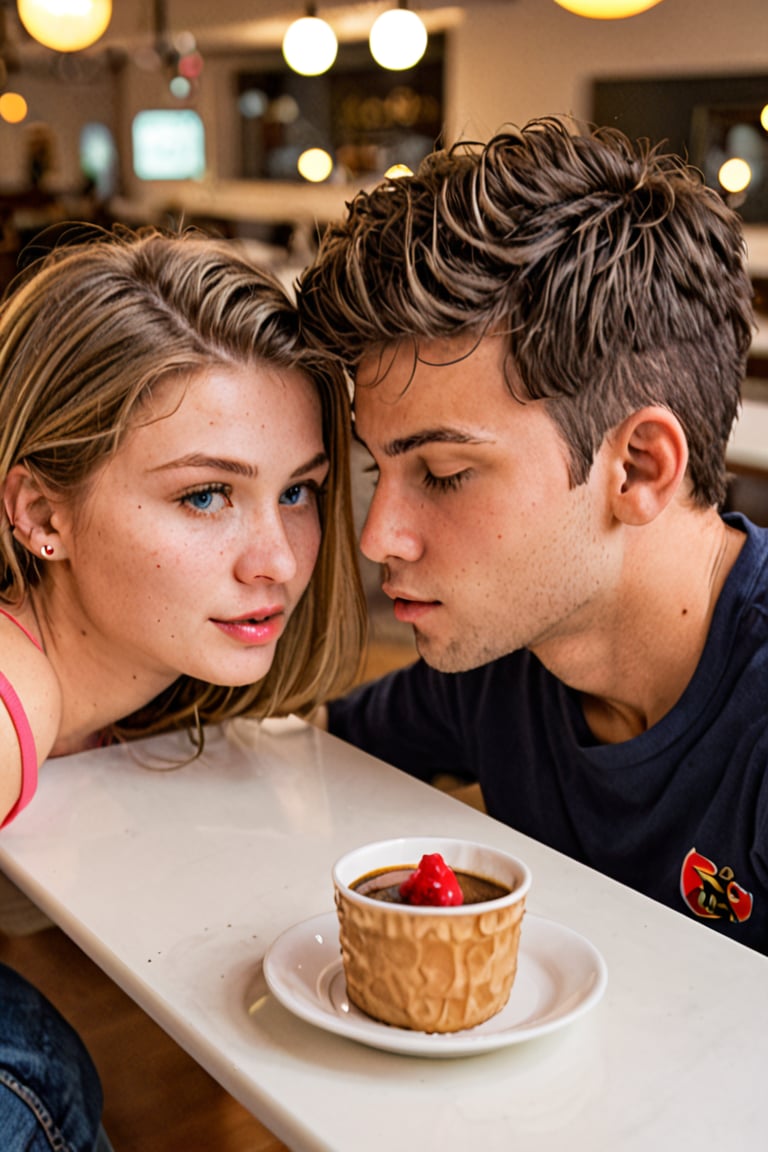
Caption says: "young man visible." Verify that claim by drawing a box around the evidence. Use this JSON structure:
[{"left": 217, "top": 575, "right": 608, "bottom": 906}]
[{"left": 297, "top": 117, "right": 767, "bottom": 953}]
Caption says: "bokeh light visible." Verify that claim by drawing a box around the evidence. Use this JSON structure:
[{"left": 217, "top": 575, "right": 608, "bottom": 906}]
[
  {"left": 0, "top": 92, "right": 28, "bottom": 124},
  {"left": 17, "top": 0, "right": 112, "bottom": 53},
  {"left": 552, "top": 0, "right": 664, "bottom": 16},
  {"left": 385, "top": 163, "right": 413, "bottom": 179},
  {"left": 282, "top": 16, "right": 338, "bottom": 77},
  {"left": 169, "top": 76, "right": 192, "bottom": 100},
  {"left": 369, "top": 9, "right": 428, "bottom": 71},
  {"left": 718, "top": 157, "right": 752, "bottom": 194},
  {"left": 297, "top": 147, "right": 334, "bottom": 182}
]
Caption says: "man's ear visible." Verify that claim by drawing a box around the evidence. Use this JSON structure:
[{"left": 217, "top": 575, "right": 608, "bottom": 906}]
[
  {"left": 2, "top": 464, "right": 69, "bottom": 560},
  {"left": 607, "top": 407, "right": 689, "bottom": 526}
]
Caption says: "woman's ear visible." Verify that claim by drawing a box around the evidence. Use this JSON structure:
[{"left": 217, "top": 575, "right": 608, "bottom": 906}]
[
  {"left": 607, "top": 407, "right": 689, "bottom": 526},
  {"left": 2, "top": 464, "right": 69, "bottom": 560}
]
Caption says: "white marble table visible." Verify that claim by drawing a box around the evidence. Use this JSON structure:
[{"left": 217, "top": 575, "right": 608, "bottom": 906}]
[{"left": 0, "top": 720, "right": 765, "bottom": 1152}]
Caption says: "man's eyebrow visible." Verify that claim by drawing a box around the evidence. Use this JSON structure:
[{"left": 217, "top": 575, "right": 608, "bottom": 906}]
[
  {"left": 149, "top": 450, "right": 328, "bottom": 479},
  {"left": 353, "top": 426, "right": 489, "bottom": 458}
]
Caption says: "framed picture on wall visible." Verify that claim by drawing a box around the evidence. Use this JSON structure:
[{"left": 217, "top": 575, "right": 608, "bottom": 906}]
[{"left": 593, "top": 72, "right": 768, "bottom": 223}]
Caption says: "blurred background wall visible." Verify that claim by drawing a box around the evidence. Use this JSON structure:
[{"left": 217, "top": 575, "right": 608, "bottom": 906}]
[{"left": 0, "top": 0, "right": 765, "bottom": 206}]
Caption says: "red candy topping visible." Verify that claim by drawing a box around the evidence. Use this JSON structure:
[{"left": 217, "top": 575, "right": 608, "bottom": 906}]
[{"left": 398, "top": 853, "right": 464, "bottom": 907}]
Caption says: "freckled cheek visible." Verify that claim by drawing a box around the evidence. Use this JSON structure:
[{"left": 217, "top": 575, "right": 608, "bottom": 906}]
[
  {"left": 296, "top": 522, "right": 324, "bottom": 581},
  {"left": 310, "top": 523, "right": 324, "bottom": 565}
]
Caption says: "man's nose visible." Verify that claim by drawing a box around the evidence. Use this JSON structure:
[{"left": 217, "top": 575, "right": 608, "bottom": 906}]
[{"left": 359, "top": 483, "right": 423, "bottom": 565}]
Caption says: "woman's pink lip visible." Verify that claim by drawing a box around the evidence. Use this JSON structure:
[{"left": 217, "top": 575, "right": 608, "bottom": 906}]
[
  {"left": 211, "top": 611, "right": 286, "bottom": 645},
  {"left": 217, "top": 606, "right": 284, "bottom": 623}
]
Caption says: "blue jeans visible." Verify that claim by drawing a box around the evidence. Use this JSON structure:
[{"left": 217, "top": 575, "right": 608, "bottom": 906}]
[{"left": 0, "top": 962, "right": 112, "bottom": 1151}]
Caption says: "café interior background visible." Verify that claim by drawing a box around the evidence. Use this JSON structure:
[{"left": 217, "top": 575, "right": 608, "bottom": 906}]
[
  {"left": 0, "top": 0, "right": 766, "bottom": 238},
  {"left": 1, "top": 0, "right": 767, "bottom": 632}
]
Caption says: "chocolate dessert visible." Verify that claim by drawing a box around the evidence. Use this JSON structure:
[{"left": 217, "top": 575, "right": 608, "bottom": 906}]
[
  {"left": 354, "top": 865, "right": 510, "bottom": 905},
  {"left": 334, "top": 839, "right": 531, "bottom": 1033}
]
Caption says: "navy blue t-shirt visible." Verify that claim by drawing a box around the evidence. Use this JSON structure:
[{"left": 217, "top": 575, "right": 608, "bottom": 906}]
[{"left": 329, "top": 514, "right": 768, "bottom": 954}]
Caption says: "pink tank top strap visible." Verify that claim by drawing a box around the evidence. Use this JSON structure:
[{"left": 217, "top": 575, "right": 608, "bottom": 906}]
[
  {"left": 0, "top": 673, "right": 38, "bottom": 829},
  {"left": 0, "top": 606, "right": 43, "bottom": 652},
  {"left": 0, "top": 607, "right": 41, "bottom": 828}
]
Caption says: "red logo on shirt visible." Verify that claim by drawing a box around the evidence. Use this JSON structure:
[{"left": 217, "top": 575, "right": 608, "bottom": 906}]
[{"left": 680, "top": 848, "right": 753, "bottom": 923}]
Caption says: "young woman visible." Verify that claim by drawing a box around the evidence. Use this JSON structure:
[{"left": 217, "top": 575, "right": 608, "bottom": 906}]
[{"left": 0, "top": 225, "right": 366, "bottom": 1150}]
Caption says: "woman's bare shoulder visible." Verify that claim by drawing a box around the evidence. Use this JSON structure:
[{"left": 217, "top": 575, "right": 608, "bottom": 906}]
[{"left": 0, "top": 613, "right": 61, "bottom": 821}]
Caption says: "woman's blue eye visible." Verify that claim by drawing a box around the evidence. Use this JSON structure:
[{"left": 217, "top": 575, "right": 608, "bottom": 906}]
[
  {"left": 180, "top": 484, "right": 231, "bottom": 513},
  {"left": 189, "top": 491, "right": 214, "bottom": 510},
  {"left": 280, "top": 484, "right": 308, "bottom": 507}
]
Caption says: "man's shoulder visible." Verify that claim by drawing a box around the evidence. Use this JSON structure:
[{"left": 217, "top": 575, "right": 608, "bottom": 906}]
[
  {"left": 720, "top": 513, "right": 768, "bottom": 619},
  {"left": 724, "top": 511, "right": 768, "bottom": 567}
]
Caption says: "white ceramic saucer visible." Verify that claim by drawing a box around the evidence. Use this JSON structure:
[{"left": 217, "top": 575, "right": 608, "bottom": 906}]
[{"left": 263, "top": 911, "right": 607, "bottom": 1057}]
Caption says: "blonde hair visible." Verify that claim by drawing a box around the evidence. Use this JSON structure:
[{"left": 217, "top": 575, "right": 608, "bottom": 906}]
[{"left": 0, "top": 226, "right": 366, "bottom": 740}]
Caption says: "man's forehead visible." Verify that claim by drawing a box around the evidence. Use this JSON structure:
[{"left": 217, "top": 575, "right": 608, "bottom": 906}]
[
  {"left": 356, "top": 331, "right": 493, "bottom": 389},
  {"left": 352, "top": 346, "right": 509, "bottom": 460}
]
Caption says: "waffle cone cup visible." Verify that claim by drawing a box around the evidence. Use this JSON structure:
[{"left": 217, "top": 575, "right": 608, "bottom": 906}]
[{"left": 333, "top": 838, "right": 531, "bottom": 1034}]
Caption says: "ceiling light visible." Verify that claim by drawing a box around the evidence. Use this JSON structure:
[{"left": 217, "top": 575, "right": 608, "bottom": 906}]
[
  {"left": 552, "top": 0, "right": 664, "bottom": 17},
  {"left": 282, "top": 6, "right": 338, "bottom": 77},
  {"left": 385, "top": 163, "right": 414, "bottom": 178},
  {"left": 369, "top": 2, "right": 428, "bottom": 71},
  {"left": 17, "top": 0, "right": 112, "bottom": 52}
]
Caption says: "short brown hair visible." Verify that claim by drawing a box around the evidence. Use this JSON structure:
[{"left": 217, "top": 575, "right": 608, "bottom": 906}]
[{"left": 298, "top": 117, "right": 754, "bottom": 507}]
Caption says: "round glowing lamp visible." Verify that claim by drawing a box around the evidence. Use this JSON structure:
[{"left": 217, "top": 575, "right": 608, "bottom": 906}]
[
  {"left": 282, "top": 13, "right": 338, "bottom": 77},
  {"left": 297, "top": 147, "right": 334, "bottom": 183},
  {"left": 17, "top": 0, "right": 113, "bottom": 52},
  {"left": 552, "top": 0, "right": 664, "bottom": 17},
  {"left": 369, "top": 6, "right": 428, "bottom": 71},
  {"left": 718, "top": 158, "right": 752, "bottom": 195},
  {"left": 0, "top": 92, "right": 28, "bottom": 124},
  {"left": 760, "top": 104, "right": 768, "bottom": 134},
  {"left": 385, "top": 163, "right": 413, "bottom": 178}
]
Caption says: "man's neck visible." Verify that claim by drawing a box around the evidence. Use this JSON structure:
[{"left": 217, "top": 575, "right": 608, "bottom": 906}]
[{"left": 534, "top": 508, "right": 746, "bottom": 745}]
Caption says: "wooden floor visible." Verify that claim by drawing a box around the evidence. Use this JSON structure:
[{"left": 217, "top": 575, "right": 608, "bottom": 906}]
[{"left": 0, "top": 636, "right": 419, "bottom": 1152}]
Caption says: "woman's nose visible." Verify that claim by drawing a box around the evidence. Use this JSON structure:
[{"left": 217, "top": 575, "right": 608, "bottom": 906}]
[{"left": 234, "top": 511, "right": 298, "bottom": 584}]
